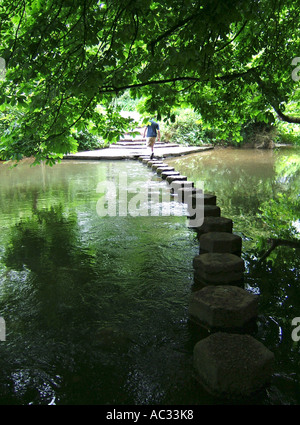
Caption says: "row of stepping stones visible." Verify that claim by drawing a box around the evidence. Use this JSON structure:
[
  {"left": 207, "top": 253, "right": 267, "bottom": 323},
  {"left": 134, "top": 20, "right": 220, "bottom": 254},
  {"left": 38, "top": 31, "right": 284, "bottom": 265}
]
[{"left": 138, "top": 155, "right": 275, "bottom": 400}]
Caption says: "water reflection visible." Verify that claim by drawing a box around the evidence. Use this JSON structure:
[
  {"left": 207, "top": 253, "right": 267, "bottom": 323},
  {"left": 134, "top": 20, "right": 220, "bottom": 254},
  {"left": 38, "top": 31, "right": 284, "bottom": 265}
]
[
  {"left": 0, "top": 148, "right": 299, "bottom": 405},
  {"left": 169, "top": 147, "right": 300, "bottom": 405},
  {"left": 0, "top": 160, "right": 201, "bottom": 405}
]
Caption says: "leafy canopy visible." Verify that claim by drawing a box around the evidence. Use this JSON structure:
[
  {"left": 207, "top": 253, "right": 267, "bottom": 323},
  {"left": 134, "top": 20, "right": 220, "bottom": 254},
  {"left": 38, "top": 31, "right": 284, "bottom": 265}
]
[{"left": 0, "top": 0, "right": 300, "bottom": 163}]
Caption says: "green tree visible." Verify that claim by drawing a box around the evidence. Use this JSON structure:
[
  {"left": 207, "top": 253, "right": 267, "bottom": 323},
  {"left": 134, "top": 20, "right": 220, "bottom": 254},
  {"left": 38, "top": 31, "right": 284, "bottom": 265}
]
[{"left": 0, "top": 0, "right": 299, "bottom": 163}]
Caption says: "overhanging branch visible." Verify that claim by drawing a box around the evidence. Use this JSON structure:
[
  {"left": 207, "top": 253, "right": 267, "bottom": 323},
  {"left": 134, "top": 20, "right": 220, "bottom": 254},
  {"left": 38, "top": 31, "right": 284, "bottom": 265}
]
[
  {"left": 274, "top": 107, "right": 300, "bottom": 124},
  {"left": 99, "top": 68, "right": 257, "bottom": 94},
  {"left": 257, "top": 76, "right": 300, "bottom": 124}
]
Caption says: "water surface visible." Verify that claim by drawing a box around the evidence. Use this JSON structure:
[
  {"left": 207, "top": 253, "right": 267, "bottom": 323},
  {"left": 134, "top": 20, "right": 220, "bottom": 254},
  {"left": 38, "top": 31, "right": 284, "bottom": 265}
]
[{"left": 0, "top": 148, "right": 299, "bottom": 405}]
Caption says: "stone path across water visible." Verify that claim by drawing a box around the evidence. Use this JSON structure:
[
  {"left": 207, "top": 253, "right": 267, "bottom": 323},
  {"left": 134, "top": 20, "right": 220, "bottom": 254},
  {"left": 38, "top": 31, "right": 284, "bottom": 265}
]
[
  {"left": 139, "top": 155, "right": 275, "bottom": 400},
  {"left": 63, "top": 135, "right": 213, "bottom": 160}
]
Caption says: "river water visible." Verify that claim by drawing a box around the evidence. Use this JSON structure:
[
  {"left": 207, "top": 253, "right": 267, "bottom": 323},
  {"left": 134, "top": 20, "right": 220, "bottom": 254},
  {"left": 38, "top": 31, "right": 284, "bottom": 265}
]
[{"left": 0, "top": 147, "right": 299, "bottom": 405}]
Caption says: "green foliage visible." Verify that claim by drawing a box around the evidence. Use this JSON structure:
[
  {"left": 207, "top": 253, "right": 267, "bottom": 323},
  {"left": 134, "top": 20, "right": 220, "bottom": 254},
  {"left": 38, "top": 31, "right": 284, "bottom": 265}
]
[
  {"left": 115, "top": 91, "right": 141, "bottom": 112},
  {"left": 257, "top": 154, "right": 300, "bottom": 252},
  {"left": 161, "top": 108, "right": 218, "bottom": 145},
  {"left": 258, "top": 194, "right": 300, "bottom": 240},
  {"left": 73, "top": 130, "right": 108, "bottom": 152},
  {"left": 240, "top": 121, "right": 277, "bottom": 148},
  {"left": 275, "top": 130, "right": 300, "bottom": 146},
  {"left": 0, "top": 0, "right": 300, "bottom": 161}
]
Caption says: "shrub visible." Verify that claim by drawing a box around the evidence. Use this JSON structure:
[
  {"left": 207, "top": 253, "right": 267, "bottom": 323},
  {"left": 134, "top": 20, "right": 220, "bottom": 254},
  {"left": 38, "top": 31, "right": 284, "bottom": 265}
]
[
  {"left": 240, "top": 121, "right": 277, "bottom": 148},
  {"left": 161, "top": 109, "right": 217, "bottom": 146},
  {"left": 73, "top": 130, "right": 108, "bottom": 151}
]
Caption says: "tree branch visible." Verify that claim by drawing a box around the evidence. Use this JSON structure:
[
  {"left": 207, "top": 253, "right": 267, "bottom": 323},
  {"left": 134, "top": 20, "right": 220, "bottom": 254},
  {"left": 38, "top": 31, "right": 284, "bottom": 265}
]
[
  {"left": 99, "top": 68, "right": 257, "bottom": 94},
  {"left": 7, "top": 0, "right": 26, "bottom": 66},
  {"left": 274, "top": 107, "right": 300, "bottom": 124},
  {"left": 148, "top": 13, "right": 197, "bottom": 54},
  {"left": 215, "top": 21, "right": 248, "bottom": 53},
  {"left": 259, "top": 237, "right": 300, "bottom": 263},
  {"left": 256, "top": 75, "right": 300, "bottom": 123}
]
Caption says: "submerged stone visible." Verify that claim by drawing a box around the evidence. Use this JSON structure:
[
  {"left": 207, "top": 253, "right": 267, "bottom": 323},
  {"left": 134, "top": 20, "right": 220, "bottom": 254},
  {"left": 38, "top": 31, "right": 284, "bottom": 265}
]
[
  {"left": 189, "top": 285, "right": 258, "bottom": 330},
  {"left": 93, "top": 326, "right": 134, "bottom": 353},
  {"left": 199, "top": 231, "right": 242, "bottom": 256},
  {"left": 193, "top": 332, "right": 274, "bottom": 398},
  {"left": 193, "top": 253, "right": 244, "bottom": 285}
]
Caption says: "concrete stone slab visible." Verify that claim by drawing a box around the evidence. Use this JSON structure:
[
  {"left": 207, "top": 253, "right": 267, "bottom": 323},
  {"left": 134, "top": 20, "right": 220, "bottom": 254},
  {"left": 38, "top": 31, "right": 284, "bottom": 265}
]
[
  {"left": 192, "top": 217, "right": 233, "bottom": 236},
  {"left": 189, "top": 285, "right": 259, "bottom": 330},
  {"left": 199, "top": 232, "right": 242, "bottom": 256},
  {"left": 193, "top": 253, "right": 245, "bottom": 285},
  {"left": 187, "top": 205, "right": 221, "bottom": 222},
  {"left": 63, "top": 145, "right": 214, "bottom": 160},
  {"left": 156, "top": 166, "right": 175, "bottom": 174},
  {"left": 193, "top": 332, "right": 274, "bottom": 398},
  {"left": 147, "top": 160, "right": 164, "bottom": 167},
  {"left": 177, "top": 187, "right": 203, "bottom": 203},
  {"left": 203, "top": 205, "right": 221, "bottom": 217},
  {"left": 189, "top": 193, "right": 217, "bottom": 206},
  {"left": 152, "top": 163, "right": 169, "bottom": 170},
  {"left": 169, "top": 181, "right": 194, "bottom": 193},
  {"left": 161, "top": 171, "right": 180, "bottom": 180},
  {"left": 166, "top": 175, "right": 188, "bottom": 184}
]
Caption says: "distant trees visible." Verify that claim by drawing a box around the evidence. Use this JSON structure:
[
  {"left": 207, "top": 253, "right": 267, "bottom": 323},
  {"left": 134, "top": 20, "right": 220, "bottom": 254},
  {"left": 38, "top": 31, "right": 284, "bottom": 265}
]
[{"left": 0, "top": 0, "right": 299, "bottom": 163}]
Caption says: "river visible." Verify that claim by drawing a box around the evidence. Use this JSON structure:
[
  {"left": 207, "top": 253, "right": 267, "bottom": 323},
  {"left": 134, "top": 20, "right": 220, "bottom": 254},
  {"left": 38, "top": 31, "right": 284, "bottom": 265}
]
[{"left": 0, "top": 147, "right": 299, "bottom": 405}]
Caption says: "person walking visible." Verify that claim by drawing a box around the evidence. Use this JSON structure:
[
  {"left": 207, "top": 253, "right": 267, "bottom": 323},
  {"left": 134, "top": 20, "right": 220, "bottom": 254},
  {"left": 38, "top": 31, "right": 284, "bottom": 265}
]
[{"left": 143, "top": 118, "right": 161, "bottom": 159}]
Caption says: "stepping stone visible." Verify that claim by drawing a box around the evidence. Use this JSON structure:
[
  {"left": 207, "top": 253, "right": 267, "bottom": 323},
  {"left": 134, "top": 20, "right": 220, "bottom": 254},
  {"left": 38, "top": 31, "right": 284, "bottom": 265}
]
[
  {"left": 189, "top": 285, "right": 258, "bottom": 330},
  {"left": 138, "top": 156, "right": 150, "bottom": 162},
  {"left": 193, "top": 332, "right": 274, "bottom": 398},
  {"left": 187, "top": 205, "right": 221, "bottom": 223},
  {"left": 161, "top": 171, "right": 180, "bottom": 180},
  {"left": 147, "top": 160, "right": 164, "bottom": 167},
  {"left": 199, "top": 232, "right": 242, "bottom": 256},
  {"left": 166, "top": 175, "right": 187, "bottom": 184},
  {"left": 189, "top": 193, "right": 217, "bottom": 206},
  {"left": 193, "top": 253, "right": 244, "bottom": 285},
  {"left": 177, "top": 187, "right": 203, "bottom": 202},
  {"left": 170, "top": 180, "right": 194, "bottom": 194},
  {"left": 192, "top": 216, "right": 233, "bottom": 236},
  {"left": 199, "top": 205, "right": 221, "bottom": 217},
  {"left": 142, "top": 158, "right": 151, "bottom": 164},
  {"left": 152, "top": 163, "right": 169, "bottom": 170},
  {"left": 185, "top": 195, "right": 218, "bottom": 224},
  {"left": 204, "top": 205, "right": 220, "bottom": 217},
  {"left": 156, "top": 166, "right": 175, "bottom": 174}
]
